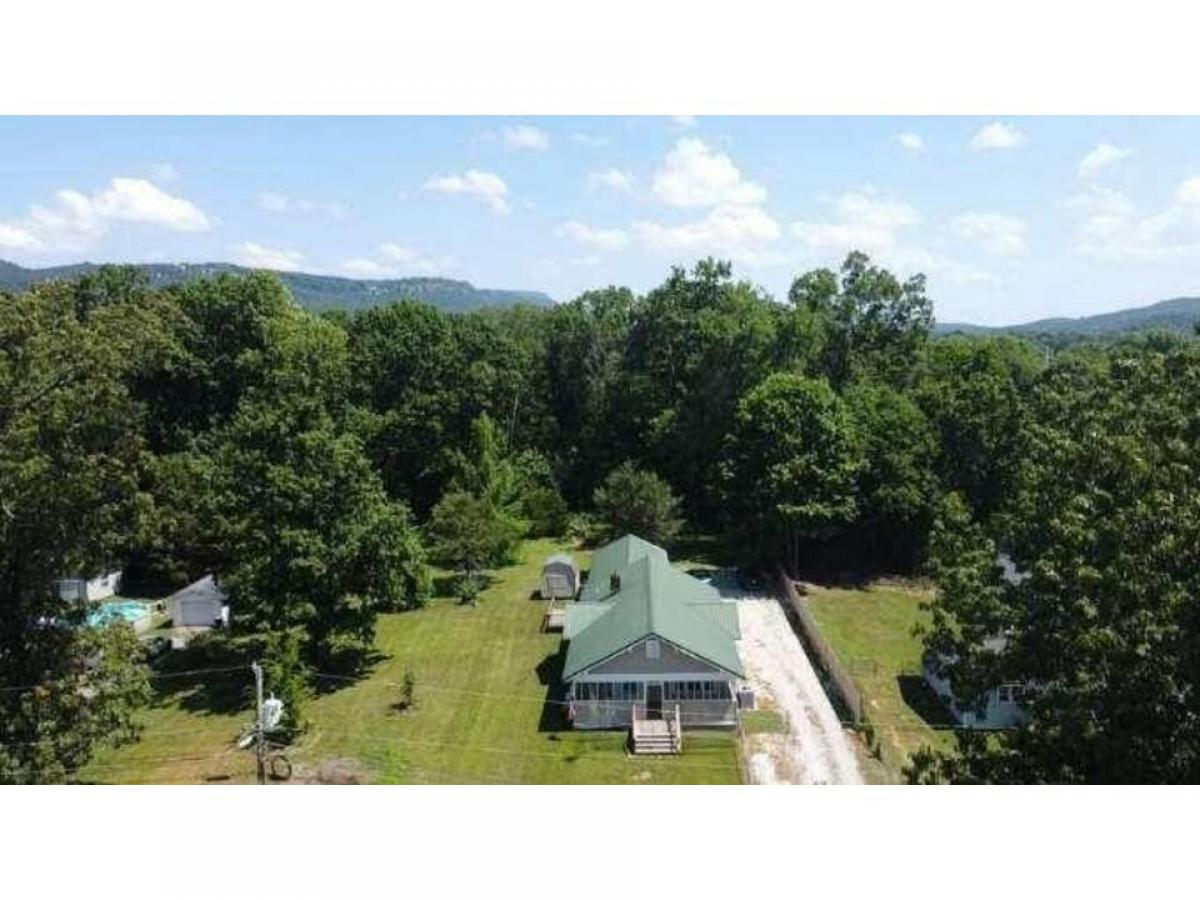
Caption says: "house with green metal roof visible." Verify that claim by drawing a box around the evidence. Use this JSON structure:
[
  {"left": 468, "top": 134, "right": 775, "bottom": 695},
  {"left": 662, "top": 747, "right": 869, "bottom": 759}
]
[
  {"left": 562, "top": 535, "right": 744, "bottom": 740},
  {"left": 578, "top": 533, "right": 668, "bottom": 602}
]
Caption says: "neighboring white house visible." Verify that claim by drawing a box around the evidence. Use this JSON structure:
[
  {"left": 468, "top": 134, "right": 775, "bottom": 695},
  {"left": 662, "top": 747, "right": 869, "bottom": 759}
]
[
  {"left": 923, "top": 636, "right": 1030, "bottom": 729},
  {"left": 540, "top": 554, "right": 579, "bottom": 600},
  {"left": 167, "top": 574, "right": 229, "bottom": 629},
  {"left": 56, "top": 570, "right": 122, "bottom": 603},
  {"left": 922, "top": 553, "right": 1032, "bottom": 730}
]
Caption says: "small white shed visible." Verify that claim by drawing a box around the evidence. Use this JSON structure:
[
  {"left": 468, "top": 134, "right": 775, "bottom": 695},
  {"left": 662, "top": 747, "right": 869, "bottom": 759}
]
[
  {"left": 541, "top": 554, "right": 579, "bottom": 600},
  {"left": 167, "top": 574, "right": 229, "bottom": 628},
  {"left": 56, "top": 570, "right": 122, "bottom": 603}
]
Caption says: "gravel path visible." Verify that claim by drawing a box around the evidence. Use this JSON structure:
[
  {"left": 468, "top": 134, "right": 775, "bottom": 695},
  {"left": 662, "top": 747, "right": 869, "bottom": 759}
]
[{"left": 737, "top": 597, "right": 863, "bottom": 785}]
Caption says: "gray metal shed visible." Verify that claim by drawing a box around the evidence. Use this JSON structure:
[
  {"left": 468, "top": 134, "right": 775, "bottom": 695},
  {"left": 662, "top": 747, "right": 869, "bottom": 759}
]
[{"left": 541, "top": 554, "right": 579, "bottom": 600}]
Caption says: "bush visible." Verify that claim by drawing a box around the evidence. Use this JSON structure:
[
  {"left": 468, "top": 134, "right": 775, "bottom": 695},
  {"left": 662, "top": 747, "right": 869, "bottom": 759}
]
[
  {"left": 523, "top": 484, "right": 570, "bottom": 537},
  {"left": 593, "top": 462, "right": 684, "bottom": 547}
]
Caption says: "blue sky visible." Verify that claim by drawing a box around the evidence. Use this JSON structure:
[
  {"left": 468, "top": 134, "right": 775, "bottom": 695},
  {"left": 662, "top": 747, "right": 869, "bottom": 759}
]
[{"left": 2, "top": 116, "right": 1199, "bottom": 325}]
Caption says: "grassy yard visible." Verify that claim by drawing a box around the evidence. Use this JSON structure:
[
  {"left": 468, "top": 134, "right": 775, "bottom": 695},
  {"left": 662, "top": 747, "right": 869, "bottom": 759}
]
[
  {"left": 83, "top": 538, "right": 742, "bottom": 784},
  {"left": 805, "top": 582, "right": 956, "bottom": 782}
]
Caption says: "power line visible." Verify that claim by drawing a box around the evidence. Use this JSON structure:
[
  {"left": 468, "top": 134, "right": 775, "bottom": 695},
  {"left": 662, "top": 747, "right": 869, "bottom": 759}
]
[{"left": 0, "top": 663, "right": 250, "bottom": 695}]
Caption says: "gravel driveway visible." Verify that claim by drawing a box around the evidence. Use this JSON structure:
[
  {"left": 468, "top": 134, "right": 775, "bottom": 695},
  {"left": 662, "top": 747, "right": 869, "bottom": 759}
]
[{"left": 736, "top": 597, "right": 863, "bottom": 784}]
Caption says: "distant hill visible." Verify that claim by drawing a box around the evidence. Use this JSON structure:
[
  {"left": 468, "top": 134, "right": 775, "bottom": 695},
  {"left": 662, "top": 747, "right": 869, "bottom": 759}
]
[
  {"left": 0, "top": 260, "right": 555, "bottom": 313},
  {"left": 937, "top": 296, "right": 1200, "bottom": 337}
]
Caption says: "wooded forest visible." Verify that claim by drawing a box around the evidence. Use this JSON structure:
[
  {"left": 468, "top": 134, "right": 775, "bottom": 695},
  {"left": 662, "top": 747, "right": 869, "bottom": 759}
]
[{"left": 3, "top": 252, "right": 1200, "bottom": 783}]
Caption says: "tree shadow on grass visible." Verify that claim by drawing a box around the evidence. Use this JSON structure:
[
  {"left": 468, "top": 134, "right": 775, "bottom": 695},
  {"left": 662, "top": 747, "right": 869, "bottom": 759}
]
[
  {"left": 897, "top": 674, "right": 958, "bottom": 730},
  {"left": 147, "top": 640, "right": 254, "bottom": 717},
  {"left": 536, "top": 646, "right": 569, "bottom": 733},
  {"left": 312, "top": 648, "right": 389, "bottom": 696}
]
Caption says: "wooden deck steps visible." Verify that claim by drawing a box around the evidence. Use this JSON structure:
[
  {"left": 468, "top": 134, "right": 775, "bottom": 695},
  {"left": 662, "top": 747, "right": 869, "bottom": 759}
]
[{"left": 630, "top": 704, "right": 683, "bottom": 754}]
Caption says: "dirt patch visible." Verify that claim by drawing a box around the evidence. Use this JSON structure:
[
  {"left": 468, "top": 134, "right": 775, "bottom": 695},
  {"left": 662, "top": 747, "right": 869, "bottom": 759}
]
[
  {"left": 291, "top": 757, "right": 368, "bottom": 784},
  {"left": 737, "top": 598, "right": 863, "bottom": 785}
]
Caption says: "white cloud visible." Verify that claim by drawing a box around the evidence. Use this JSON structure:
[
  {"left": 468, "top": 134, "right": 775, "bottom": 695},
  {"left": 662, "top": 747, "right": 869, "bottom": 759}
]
[
  {"left": 789, "top": 188, "right": 991, "bottom": 286},
  {"left": 891, "top": 247, "right": 995, "bottom": 286},
  {"left": 586, "top": 168, "right": 636, "bottom": 193},
  {"left": 949, "top": 212, "right": 1028, "bottom": 255},
  {"left": 0, "top": 177, "right": 210, "bottom": 255},
  {"left": 969, "top": 122, "right": 1027, "bottom": 151},
  {"left": 652, "top": 138, "right": 766, "bottom": 208},
  {"left": 502, "top": 125, "right": 549, "bottom": 151},
  {"left": 235, "top": 242, "right": 305, "bottom": 271},
  {"left": 792, "top": 188, "right": 921, "bottom": 256},
  {"left": 633, "top": 204, "right": 782, "bottom": 264},
  {"left": 1077, "top": 143, "right": 1133, "bottom": 180},
  {"left": 423, "top": 169, "right": 511, "bottom": 214},
  {"left": 340, "top": 257, "right": 392, "bottom": 277},
  {"left": 895, "top": 132, "right": 926, "bottom": 153},
  {"left": 670, "top": 115, "right": 698, "bottom": 129},
  {"left": 0, "top": 221, "right": 42, "bottom": 250},
  {"left": 1070, "top": 176, "right": 1200, "bottom": 258},
  {"left": 556, "top": 220, "right": 629, "bottom": 251},
  {"left": 257, "top": 191, "right": 347, "bottom": 220},
  {"left": 92, "top": 178, "right": 210, "bottom": 230},
  {"left": 339, "top": 242, "right": 456, "bottom": 277},
  {"left": 570, "top": 132, "right": 608, "bottom": 148},
  {"left": 1176, "top": 176, "right": 1200, "bottom": 205}
]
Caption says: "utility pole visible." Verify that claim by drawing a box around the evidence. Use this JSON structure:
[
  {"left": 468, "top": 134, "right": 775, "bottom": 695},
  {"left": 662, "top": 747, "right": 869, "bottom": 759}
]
[{"left": 251, "top": 661, "right": 265, "bottom": 785}]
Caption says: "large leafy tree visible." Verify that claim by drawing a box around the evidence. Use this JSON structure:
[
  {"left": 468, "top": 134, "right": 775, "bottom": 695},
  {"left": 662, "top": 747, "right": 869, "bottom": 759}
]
[
  {"left": 913, "top": 342, "right": 1200, "bottom": 783},
  {"left": 345, "top": 301, "right": 462, "bottom": 515},
  {"left": 543, "top": 287, "right": 636, "bottom": 504},
  {"left": 216, "top": 312, "right": 429, "bottom": 665},
  {"left": 914, "top": 335, "right": 1042, "bottom": 521},
  {"left": 0, "top": 278, "right": 169, "bottom": 782},
  {"left": 843, "top": 381, "right": 940, "bottom": 568},
  {"left": 592, "top": 462, "right": 685, "bottom": 547},
  {"left": 722, "top": 373, "right": 863, "bottom": 572},
  {"left": 789, "top": 251, "right": 933, "bottom": 388},
  {"left": 619, "top": 259, "right": 781, "bottom": 526}
]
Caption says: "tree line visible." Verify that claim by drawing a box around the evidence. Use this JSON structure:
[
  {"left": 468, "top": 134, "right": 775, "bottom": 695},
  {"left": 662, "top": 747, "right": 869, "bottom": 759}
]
[{"left": 3, "top": 253, "right": 1199, "bottom": 782}]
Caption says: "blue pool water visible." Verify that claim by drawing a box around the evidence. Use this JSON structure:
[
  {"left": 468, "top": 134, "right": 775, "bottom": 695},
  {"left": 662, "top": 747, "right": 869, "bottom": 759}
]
[{"left": 87, "top": 600, "right": 150, "bottom": 628}]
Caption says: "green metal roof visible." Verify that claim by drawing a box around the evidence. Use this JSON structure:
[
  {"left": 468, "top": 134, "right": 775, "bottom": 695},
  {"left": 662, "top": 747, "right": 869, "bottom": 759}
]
[
  {"left": 562, "top": 549, "right": 744, "bottom": 680},
  {"left": 562, "top": 602, "right": 608, "bottom": 639},
  {"left": 688, "top": 602, "right": 741, "bottom": 640},
  {"left": 579, "top": 534, "right": 668, "bottom": 602}
]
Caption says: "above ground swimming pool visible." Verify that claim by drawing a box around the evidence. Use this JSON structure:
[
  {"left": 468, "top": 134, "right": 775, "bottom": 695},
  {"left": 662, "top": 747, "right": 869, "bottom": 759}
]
[{"left": 87, "top": 600, "right": 152, "bottom": 630}]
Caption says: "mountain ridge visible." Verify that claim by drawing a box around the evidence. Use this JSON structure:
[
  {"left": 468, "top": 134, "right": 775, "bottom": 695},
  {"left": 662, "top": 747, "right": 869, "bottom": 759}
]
[
  {"left": 936, "top": 295, "right": 1200, "bottom": 337},
  {"left": 0, "top": 260, "right": 555, "bottom": 313}
]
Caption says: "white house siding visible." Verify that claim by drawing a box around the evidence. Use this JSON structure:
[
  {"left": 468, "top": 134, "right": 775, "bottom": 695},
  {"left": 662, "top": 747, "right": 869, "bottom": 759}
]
[
  {"left": 56, "top": 571, "right": 121, "bottom": 603},
  {"left": 923, "top": 666, "right": 1028, "bottom": 729}
]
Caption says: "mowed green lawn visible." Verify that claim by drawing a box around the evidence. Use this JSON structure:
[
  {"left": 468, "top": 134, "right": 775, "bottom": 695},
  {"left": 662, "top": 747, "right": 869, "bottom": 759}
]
[
  {"left": 83, "top": 538, "right": 742, "bottom": 784},
  {"left": 806, "top": 582, "right": 956, "bottom": 782}
]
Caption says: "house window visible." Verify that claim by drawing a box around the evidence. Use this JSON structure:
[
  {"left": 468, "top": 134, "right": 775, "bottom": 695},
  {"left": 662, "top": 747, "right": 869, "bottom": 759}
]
[
  {"left": 620, "top": 682, "right": 642, "bottom": 702},
  {"left": 646, "top": 638, "right": 660, "bottom": 660}
]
